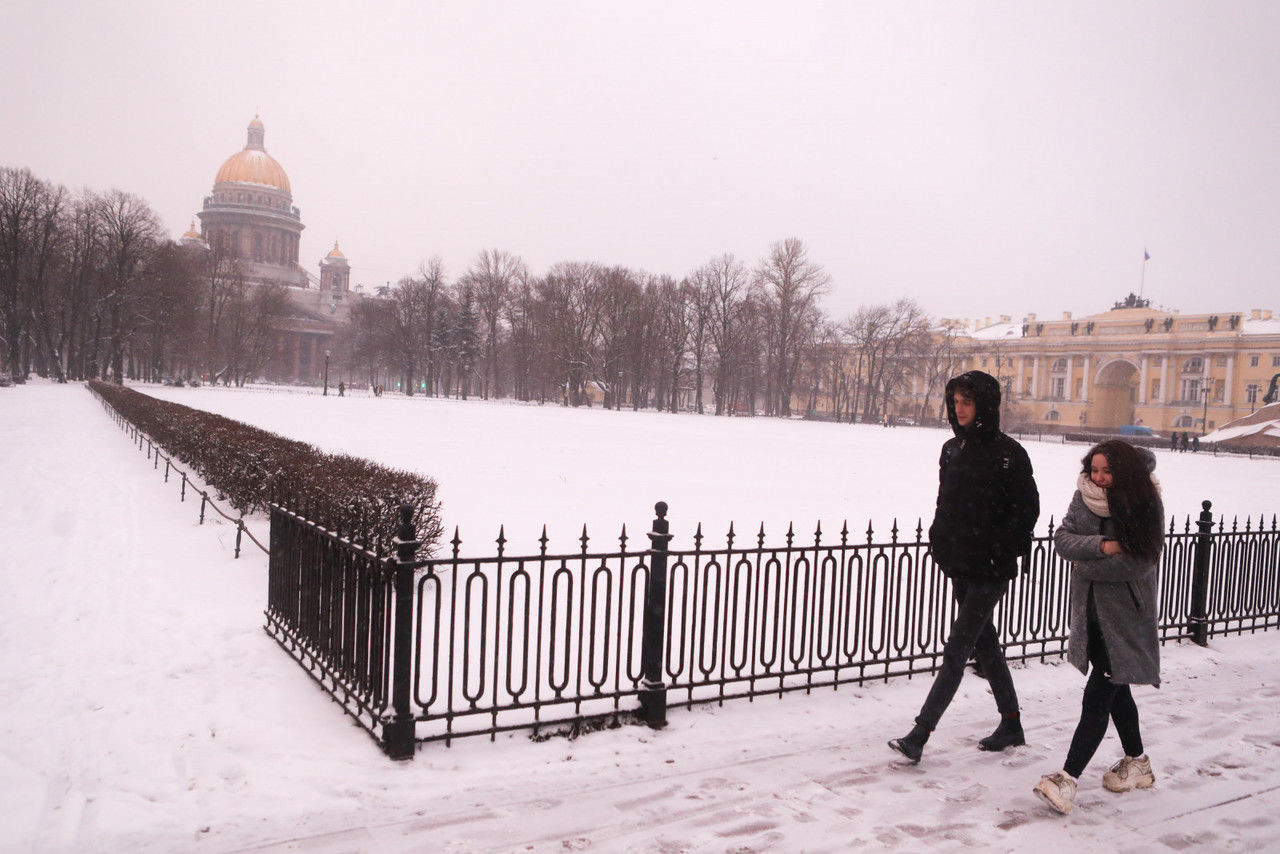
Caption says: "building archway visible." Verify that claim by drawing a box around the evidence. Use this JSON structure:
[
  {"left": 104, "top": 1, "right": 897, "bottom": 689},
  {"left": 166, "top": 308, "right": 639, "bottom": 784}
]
[{"left": 1093, "top": 359, "right": 1139, "bottom": 428}]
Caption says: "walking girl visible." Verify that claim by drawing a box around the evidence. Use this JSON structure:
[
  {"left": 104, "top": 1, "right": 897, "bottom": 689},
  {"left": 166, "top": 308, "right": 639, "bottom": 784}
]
[{"left": 1034, "top": 440, "right": 1164, "bottom": 815}]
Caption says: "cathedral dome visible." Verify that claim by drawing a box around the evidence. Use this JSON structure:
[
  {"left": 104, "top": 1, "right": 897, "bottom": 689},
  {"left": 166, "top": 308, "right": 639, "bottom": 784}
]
[{"left": 214, "top": 116, "right": 291, "bottom": 193}]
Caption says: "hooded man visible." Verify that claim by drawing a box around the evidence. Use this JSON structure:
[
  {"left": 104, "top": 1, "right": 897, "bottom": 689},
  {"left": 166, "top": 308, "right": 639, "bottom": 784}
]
[{"left": 889, "top": 370, "right": 1040, "bottom": 763}]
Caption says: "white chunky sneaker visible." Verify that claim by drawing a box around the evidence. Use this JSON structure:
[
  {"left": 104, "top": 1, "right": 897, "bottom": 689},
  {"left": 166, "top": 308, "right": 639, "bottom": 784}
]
[
  {"left": 1103, "top": 755, "right": 1155, "bottom": 792},
  {"left": 1034, "top": 770, "right": 1078, "bottom": 815}
]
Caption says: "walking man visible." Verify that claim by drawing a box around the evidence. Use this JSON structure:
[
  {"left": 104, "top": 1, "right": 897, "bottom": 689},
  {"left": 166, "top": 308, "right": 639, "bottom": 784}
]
[{"left": 889, "top": 370, "right": 1040, "bottom": 763}]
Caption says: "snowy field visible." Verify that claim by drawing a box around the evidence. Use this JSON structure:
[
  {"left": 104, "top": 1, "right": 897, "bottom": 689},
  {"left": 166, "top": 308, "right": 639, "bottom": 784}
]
[
  {"left": 139, "top": 383, "right": 1280, "bottom": 554},
  {"left": 2, "top": 380, "right": 1280, "bottom": 853}
]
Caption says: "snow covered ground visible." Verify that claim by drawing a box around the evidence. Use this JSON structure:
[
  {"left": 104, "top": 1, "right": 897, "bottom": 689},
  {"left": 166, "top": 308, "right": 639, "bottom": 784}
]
[
  {"left": 2, "top": 380, "right": 1279, "bottom": 853},
  {"left": 138, "top": 383, "right": 1280, "bottom": 552}
]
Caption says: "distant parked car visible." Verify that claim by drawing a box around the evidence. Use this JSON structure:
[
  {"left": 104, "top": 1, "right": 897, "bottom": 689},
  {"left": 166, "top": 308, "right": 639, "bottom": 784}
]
[{"left": 1119, "top": 424, "right": 1160, "bottom": 438}]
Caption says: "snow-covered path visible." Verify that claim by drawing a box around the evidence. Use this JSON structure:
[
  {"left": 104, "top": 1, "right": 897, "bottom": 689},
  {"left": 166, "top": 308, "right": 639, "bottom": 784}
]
[{"left": 1, "top": 381, "right": 1278, "bottom": 852}]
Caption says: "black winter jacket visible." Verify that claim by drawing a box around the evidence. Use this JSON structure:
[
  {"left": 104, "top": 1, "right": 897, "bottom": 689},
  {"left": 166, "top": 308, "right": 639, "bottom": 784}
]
[{"left": 927, "top": 371, "right": 1040, "bottom": 581}]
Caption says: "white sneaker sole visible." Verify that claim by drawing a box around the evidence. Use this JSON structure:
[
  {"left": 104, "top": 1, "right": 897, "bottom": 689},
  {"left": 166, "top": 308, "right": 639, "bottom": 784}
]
[{"left": 1103, "top": 776, "right": 1155, "bottom": 793}]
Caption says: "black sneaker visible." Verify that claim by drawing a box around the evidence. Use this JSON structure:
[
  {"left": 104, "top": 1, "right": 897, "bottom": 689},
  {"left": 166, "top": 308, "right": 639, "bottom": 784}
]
[
  {"left": 979, "top": 718, "right": 1025, "bottom": 751},
  {"left": 888, "top": 726, "right": 929, "bottom": 763}
]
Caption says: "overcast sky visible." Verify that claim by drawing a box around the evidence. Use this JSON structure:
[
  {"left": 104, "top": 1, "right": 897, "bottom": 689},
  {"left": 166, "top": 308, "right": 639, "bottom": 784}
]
[{"left": 3, "top": 1, "right": 1278, "bottom": 325}]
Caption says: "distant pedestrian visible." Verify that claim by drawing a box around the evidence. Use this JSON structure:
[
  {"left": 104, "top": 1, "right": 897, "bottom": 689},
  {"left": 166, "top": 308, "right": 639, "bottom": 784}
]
[
  {"left": 1191, "top": 434, "right": 1200, "bottom": 453},
  {"left": 888, "top": 370, "right": 1040, "bottom": 764},
  {"left": 338, "top": 381, "right": 345, "bottom": 397},
  {"left": 1034, "top": 440, "right": 1163, "bottom": 815},
  {"left": 1170, "top": 432, "right": 1179, "bottom": 453}
]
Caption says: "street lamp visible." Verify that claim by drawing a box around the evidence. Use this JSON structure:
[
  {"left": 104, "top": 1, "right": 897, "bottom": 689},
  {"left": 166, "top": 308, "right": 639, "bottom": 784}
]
[
  {"left": 1201, "top": 382, "right": 1210, "bottom": 436},
  {"left": 323, "top": 349, "right": 331, "bottom": 396}
]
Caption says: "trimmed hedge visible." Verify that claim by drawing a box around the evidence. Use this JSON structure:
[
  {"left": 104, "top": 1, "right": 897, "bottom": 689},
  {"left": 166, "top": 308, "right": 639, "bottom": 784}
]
[{"left": 90, "top": 381, "right": 443, "bottom": 555}]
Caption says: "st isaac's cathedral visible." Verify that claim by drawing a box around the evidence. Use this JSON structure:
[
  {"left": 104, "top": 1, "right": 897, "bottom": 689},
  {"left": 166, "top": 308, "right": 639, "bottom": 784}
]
[{"left": 182, "top": 116, "right": 359, "bottom": 384}]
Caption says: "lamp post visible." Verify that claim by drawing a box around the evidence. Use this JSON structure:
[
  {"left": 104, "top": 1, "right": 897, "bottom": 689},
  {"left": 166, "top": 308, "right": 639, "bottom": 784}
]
[
  {"left": 1201, "top": 382, "right": 1210, "bottom": 436},
  {"left": 323, "top": 349, "right": 331, "bottom": 396}
]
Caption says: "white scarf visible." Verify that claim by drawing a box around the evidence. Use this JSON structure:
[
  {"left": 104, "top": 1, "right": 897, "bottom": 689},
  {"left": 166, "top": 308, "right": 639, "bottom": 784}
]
[
  {"left": 1076, "top": 470, "right": 1163, "bottom": 518},
  {"left": 1077, "top": 473, "right": 1111, "bottom": 517}
]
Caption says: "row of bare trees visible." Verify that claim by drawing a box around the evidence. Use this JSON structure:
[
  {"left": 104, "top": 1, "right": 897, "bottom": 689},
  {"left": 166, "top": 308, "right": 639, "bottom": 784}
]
[
  {"left": 340, "top": 239, "right": 966, "bottom": 422},
  {"left": 0, "top": 166, "right": 286, "bottom": 386},
  {"left": 3, "top": 163, "right": 970, "bottom": 419}
]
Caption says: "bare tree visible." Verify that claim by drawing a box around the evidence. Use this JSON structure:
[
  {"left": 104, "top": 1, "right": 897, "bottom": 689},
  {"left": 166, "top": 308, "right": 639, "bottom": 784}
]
[
  {"left": 94, "top": 189, "right": 163, "bottom": 383},
  {"left": 0, "top": 168, "right": 68, "bottom": 380},
  {"left": 538, "top": 261, "right": 605, "bottom": 406},
  {"left": 915, "top": 320, "right": 965, "bottom": 423},
  {"left": 463, "top": 248, "right": 526, "bottom": 399},
  {"left": 754, "top": 238, "right": 830, "bottom": 416},
  {"left": 692, "top": 253, "right": 751, "bottom": 415}
]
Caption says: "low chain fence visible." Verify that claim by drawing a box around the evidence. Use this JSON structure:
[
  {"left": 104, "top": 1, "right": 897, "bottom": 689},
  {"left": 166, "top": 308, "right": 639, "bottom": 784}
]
[{"left": 91, "top": 383, "right": 266, "bottom": 558}]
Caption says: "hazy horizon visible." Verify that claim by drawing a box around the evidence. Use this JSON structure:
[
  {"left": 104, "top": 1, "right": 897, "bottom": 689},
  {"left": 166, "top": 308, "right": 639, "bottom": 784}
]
[{"left": 3, "top": 1, "right": 1278, "bottom": 325}]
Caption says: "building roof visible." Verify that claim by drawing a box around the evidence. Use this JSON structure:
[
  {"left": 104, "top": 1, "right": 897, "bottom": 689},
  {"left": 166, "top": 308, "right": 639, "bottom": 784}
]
[
  {"left": 969, "top": 322, "right": 1022, "bottom": 341},
  {"left": 214, "top": 116, "right": 291, "bottom": 192},
  {"left": 1202, "top": 401, "right": 1280, "bottom": 447}
]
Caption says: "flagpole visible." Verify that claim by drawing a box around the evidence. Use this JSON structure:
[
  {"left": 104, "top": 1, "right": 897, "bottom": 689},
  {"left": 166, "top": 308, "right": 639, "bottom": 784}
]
[{"left": 1140, "top": 248, "right": 1149, "bottom": 298}]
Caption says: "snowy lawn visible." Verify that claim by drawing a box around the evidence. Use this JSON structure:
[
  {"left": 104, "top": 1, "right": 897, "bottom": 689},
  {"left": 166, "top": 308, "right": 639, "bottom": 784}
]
[
  {"left": 138, "top": 383, "right": 1280, "bottom": 553},
  {"left": 2, "top": 381, "right": 1279, "bottom": 852}
]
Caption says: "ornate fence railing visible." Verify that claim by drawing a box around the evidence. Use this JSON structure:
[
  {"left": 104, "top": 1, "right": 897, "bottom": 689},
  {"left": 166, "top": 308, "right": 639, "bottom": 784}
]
[
  {"left": 259, "top": 498, "right": 1280, "bottom": 758},
  {"left": 264, "top": 503, "right": 397, "bottom": 743},
  {"left": 95, "top": 383, "right": 1280, "bottom": 760}
]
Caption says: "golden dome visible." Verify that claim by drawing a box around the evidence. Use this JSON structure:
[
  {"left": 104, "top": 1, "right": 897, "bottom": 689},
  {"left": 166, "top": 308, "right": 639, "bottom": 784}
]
[
  {"left": 182, "top": 219, "right": 201, "bottom": 240},
  {"left": 325, "top": 240, "right": 345, "bottom": 259},
  {"left": 214, "top": 116, "right": 291, "bottom": 192}
]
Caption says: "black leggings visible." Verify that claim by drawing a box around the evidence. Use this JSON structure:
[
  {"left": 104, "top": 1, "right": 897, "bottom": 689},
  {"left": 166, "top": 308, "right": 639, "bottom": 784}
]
[{"left": 1063, "top": 617, "right": 1144, "bottom": 778}]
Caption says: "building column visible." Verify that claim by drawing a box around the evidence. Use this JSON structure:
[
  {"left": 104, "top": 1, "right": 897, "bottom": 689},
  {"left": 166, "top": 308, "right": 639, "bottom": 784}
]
[
  {"left": 1224, "top": 353, "right": 1234, "bottom": 406},
  {"left": 1138, "top": 354, "right": 1148, "bottom": 404},
  {"left": 1160, "top": 356, "right": 1169, "bottom": 404},
  {"left": 1031, "top": 356, "right": 1040, "bottom": 400},
  {"left": 1082, "top": 355, "right": 1092, "bottom": 400},
  {"left": 1065, "top": 357, "right": 1074, "bottom": 402}
]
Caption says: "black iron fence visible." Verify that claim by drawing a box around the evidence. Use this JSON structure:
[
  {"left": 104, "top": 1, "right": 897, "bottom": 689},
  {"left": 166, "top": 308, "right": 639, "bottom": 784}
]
[
  {"left": 263, "top": 498, "right": 1279, "bottom": 759},
  {"left": 93, "top": 383, "right": 1280, "bottom": 759}
]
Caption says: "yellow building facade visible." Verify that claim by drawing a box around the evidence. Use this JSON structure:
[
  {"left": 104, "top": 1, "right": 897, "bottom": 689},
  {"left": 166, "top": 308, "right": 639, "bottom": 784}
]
[{"left": 947, "top": 297, "right": 1280, "bottom": 435}]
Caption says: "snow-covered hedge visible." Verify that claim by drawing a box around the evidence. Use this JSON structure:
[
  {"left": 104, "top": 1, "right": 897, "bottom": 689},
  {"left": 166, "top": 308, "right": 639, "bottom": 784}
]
[{"left": 90, "top": 381, "right": 443, "bottom": 554}]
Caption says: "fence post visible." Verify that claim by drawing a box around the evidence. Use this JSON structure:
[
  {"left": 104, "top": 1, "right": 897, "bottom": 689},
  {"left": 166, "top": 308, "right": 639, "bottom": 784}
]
[
  {"left": 383, "top": 504, "right": 419, "bottom": 760},
  {"left": 1189, "top": 499, "right": 1214, "bottom": 647},
  {"left": 639, "top": 501, "right": 672, "bottom": 728}
]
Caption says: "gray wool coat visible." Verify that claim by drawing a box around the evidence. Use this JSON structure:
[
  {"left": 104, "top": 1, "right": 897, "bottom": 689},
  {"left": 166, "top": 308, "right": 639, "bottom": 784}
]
[{"left": 1053, "top": 491, "right": 1163, "bottom": 687}]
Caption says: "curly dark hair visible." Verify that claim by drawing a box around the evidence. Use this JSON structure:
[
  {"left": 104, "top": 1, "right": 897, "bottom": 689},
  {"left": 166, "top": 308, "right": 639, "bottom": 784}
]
[{"left": 1081, "top": 439, "right": 1164, "bottom": 561}]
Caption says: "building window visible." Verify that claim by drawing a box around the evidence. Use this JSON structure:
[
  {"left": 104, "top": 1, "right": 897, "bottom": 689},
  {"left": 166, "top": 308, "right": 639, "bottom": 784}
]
[
  {"left": 1044, "top": 410, "right": 1060, "bottom": 422},
  {"left": 1247, "top": 385, "right": 1259, "bottom": 405},
  {"left": 1151, "top": 379, "right": 1161, "bottom": 400},
  {"left": 1051, "top": 377, "right": 1065, "bottom": 398},
  {"left": 1273, "top": 355, "right": 1280, "bottom": 367},
  {"left": 1215, "top": 356, "right": 1228, "bottom": 368},
  {"left": 1181, "top": 356, "right": 1204, "bottom": 373},
  {"left": 1051, "top": 358, "right": 1068, "bottom": 372},
  {"left": 1173, "top": 415, "right": 1194, "bottom": 427},
  {"left": 981, "top": 358, "right": 988, "bottom": 367},
  {"left": 1250, "top": 354, "right": 1260, "bottom": 367}
]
